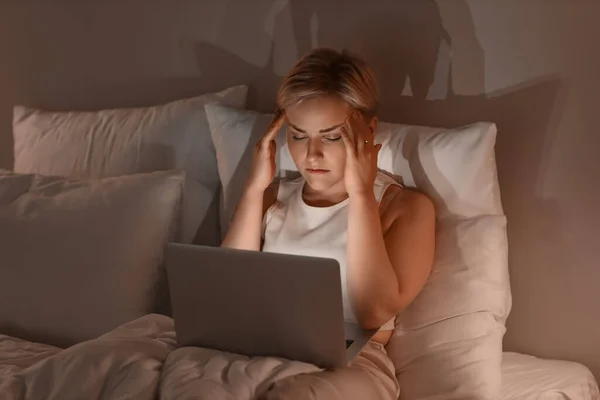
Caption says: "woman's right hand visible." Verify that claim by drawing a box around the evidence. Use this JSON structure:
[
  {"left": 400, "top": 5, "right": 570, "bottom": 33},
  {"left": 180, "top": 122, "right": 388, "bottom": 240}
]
[{"left": 246, "top": 109, "right": 286, "bottom": 193}]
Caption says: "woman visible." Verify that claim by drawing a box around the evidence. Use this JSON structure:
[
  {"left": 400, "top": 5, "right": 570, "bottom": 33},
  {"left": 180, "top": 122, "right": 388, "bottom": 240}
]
[{"left": 222, "top": 48, "right": 436, "bottom": 399}]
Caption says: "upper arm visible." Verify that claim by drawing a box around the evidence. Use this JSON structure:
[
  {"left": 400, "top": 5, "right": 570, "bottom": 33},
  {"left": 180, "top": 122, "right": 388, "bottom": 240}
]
[
  {"left": 262, "top": 180, "right": 279, "bottom": 217},
  {"left": 260, "top": 180, "right": 279, "bottom": 249},
  {"left": 383, "top": 189, "right": 436, "bottom": 310}
]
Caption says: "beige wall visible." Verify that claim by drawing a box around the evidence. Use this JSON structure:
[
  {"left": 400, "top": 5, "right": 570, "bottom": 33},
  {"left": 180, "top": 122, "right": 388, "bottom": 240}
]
[{"left": 0, "top": 0, "right": 598, "bottom": 380}]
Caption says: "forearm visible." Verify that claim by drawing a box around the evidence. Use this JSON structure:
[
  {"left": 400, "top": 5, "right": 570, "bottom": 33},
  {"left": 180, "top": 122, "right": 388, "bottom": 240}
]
[
  {"left": 346, "top": 193, "right": 401, "bottom": 329},
  {"left": 221, "top": 185, "right": 264, "bottom": 251}
]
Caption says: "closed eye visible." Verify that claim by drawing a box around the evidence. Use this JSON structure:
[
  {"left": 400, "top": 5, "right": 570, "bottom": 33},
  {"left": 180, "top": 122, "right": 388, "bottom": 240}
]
[
  {"left": 326, "top": 136, "right": 342, "bottom": 142},
  {"left": 292, "top": 135, "right": 307, "bottom": 141}
]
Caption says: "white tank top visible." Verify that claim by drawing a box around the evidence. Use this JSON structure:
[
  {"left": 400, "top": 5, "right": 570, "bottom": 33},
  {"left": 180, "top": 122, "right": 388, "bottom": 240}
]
[{"left": 262, "top": 171, "right": 402, "bottom": 331}]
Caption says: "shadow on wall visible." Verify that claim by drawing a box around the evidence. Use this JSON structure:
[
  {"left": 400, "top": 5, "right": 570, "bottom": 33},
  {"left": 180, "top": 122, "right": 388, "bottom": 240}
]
[
  {"left": 193, "top": 40, "right": 282, "bottom": 114},
  {"left": 193, "top": 0, "right": 566, "bottom": 359},
  {"left": 289, "top": 0, "right": 455, "bottom": 108},
  {"left": 192, "top": 0, "right": 461, "bottom": 116}
]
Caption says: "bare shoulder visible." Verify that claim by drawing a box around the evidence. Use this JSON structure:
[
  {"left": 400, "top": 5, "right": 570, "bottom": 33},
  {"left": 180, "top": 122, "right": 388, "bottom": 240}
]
[
  {"left": 394, "top": 188, "right": 435, "bottom": 217},
  {"left": 381, "top": 187, "right": 435, "bottom": 232}
]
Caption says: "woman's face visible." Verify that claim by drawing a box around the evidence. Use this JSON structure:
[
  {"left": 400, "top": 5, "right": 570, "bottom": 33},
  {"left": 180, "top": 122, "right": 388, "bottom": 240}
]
[{"left": 285, "top": 96, "right": 374, "bottom": 194}]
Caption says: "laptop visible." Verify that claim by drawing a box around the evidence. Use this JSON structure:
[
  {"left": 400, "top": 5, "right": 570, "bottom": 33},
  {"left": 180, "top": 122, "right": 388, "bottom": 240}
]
[{"left": 165, "top": 243, "right": 378, "bottom": 369}]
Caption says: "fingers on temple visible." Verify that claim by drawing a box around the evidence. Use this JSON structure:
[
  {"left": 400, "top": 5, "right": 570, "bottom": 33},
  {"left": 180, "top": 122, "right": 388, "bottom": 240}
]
[
  {"left": 340, "top": 121, "right": 356, "bottom": 157},
  {"left": 261, "top": 109, "right": 286, "bottom": 149}
]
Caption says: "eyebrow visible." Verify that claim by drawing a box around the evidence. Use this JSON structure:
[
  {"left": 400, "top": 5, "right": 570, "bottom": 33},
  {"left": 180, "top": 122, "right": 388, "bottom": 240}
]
[{"left": 288, "top": 122, "right": 346, "bottom": 134}]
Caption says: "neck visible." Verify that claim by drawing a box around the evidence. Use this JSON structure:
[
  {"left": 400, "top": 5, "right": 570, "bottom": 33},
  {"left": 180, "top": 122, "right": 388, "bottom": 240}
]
[{"left": 302, "top": 180, "right": 349, "bottom": 207}]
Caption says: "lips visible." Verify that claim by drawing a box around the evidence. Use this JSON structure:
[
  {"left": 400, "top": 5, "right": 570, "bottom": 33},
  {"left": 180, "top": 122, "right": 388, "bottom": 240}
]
[{"left": 306, "top": 168, "right": 329, "bottom": 174}]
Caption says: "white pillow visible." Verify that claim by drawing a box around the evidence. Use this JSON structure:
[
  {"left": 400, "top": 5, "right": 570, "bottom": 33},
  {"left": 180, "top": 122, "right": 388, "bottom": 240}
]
[
  {"left": 376, "top": 121, "right": 504, "bottom": 219},
  {"left": 13, "top": 85, "right": 248, "bottom": 245},
  {"left": 206, "top": 104, "right": 511, "bottom": 400},
  {"left": 0, "top": 170, "right": 184, "bottom": 347},
  {"left": 206, "top": 103, "right": 504, "bottom": 228}
]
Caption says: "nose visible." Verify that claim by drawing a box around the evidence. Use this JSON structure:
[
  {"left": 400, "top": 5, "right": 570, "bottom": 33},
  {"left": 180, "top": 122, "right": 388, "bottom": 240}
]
[{"left": 306, "top": 138, "right": 324, "bottom": 164}]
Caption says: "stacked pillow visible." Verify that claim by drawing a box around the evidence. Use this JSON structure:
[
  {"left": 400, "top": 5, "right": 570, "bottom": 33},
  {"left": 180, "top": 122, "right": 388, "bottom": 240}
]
[
  {"left": 205, "top": 103, "right": 511, "bottom": 400},
  {"left": 13, "top": 84, "right": 247, "bottom": 245},
  {"left": 0, "top": 170, "right": 184, "bottom": 347},
  {"left": 4, "top": 86, "right": 247, "bottom": 346}
]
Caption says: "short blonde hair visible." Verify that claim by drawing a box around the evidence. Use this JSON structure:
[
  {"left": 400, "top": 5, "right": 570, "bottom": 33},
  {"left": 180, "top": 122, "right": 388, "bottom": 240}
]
[{"left": 277, "top": 48, "right": 380, "bottom": 118}]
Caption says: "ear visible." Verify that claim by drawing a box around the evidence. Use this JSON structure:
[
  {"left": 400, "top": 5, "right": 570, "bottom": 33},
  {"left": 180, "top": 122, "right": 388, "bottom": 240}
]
[{"left": 368, "top": 116, "right": 378, "bottom": 137}]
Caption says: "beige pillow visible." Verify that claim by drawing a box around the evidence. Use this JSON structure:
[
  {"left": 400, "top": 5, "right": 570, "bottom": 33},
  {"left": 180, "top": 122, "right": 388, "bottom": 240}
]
[
  {"left": 0, "top": 170, "right": 184, "bottom": 347},
  {"left": 13, "top": 85, "right": 248, "bottom": 245},
  {"left": 387, "top": 216, "right": 509, "bottom": 399}
]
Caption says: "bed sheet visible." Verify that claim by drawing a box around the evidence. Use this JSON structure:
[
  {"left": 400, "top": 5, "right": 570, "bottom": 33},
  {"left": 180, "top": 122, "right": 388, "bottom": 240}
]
[{"left": 500, "top": 352, "right": 599, "bottom": 400}]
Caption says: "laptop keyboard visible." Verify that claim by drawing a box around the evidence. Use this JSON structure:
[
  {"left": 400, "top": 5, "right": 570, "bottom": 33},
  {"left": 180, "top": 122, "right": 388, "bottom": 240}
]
[{"left": 345, "top": 340, "right": 354, "bottom": 348}]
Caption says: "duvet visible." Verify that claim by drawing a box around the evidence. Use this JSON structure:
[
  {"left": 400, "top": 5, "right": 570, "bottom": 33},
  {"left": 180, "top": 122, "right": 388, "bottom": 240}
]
[{"left": 0, "top": 314, "right": 323, "bottom": 400}]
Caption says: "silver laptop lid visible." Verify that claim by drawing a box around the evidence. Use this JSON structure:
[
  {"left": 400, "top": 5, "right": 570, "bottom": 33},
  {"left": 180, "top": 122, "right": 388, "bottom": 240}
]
[{"left": 166, "top": 243, "right": 347, "bottom": 369}]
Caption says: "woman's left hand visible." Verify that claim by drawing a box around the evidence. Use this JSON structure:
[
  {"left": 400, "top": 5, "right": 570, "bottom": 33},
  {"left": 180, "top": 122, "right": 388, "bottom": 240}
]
[{"left": 340, "top": 111, "right": 382, "bottom": 198}]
